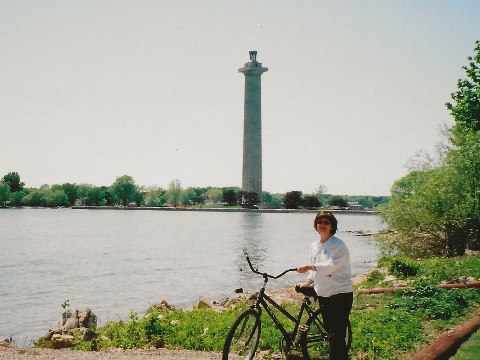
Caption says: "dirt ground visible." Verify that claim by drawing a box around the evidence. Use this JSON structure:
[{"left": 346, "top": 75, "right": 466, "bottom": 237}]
[{"left": 0, "top": 347, "right": 222, "bottom": 360}]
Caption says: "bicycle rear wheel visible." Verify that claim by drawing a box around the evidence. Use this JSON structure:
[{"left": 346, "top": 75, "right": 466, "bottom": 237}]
[
  {"left": 300, "top": 308, "right": 352, "bottom": 360},
  {"left": 223, "top": 309, "right": 261, "bottom": 360}
]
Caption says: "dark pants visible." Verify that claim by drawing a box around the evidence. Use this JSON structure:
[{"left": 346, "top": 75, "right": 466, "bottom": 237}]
[{"left": 317, "top": 292, "right": 353, "bottom": 360}]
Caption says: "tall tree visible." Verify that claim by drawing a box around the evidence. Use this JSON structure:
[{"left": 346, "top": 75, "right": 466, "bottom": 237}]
[
  {"left": 445, "top": 40, "right": 480, "bottom": 249},
  {"left": 384, "top": 41, "right": 480, "bottom": 256},
  {"left": 1, "top": 172, "right": 24, "bottom": 193},
  {"left": 167, "top": 179, "right": 183, "bottom": 207},
  {"left": 110, "top": 175, "right": 139, "bottom": 206},
  {"left": 446, "top": 40, "right": 480, "bottom": 133},
  {"left": 61, "top": 183, "right": 79, "bottom": 206}
]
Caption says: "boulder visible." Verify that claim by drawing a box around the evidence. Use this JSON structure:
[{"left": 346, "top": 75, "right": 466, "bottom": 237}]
[
  {"left": 195, "top": 297, "right": 214, "bottom": 309},
  {"left": 51, "top": 334, "right": 75, "bottom": 349},
  {"left": 0, "top": 337, "right": 12, "bottom": 347},
  {"left": 43, "top": 308, "right": 97, "bottom": 342}
]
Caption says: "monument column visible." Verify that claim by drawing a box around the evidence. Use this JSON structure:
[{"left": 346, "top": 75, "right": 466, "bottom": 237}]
[{"left": 238, "top": 51, "right": 268, "bottom": 203}]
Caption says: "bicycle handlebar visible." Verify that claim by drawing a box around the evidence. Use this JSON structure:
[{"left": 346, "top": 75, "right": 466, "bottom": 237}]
[{"left": 244, "top": 252, "right": 297, "bottom": 279}]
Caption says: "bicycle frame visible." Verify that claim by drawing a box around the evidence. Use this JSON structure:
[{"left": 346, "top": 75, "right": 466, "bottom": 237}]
[{"left": 244, "top": 253, "right": 320, "bottom": 351}]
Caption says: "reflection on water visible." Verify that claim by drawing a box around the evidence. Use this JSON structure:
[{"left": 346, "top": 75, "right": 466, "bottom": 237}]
[{"left": 0, "top": 209, "right": 386, "bottom": 344}]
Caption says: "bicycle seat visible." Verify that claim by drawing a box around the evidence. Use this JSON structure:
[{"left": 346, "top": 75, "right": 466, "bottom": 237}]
[{"left": 295, "top": 285, "right": 317, "bottom": 298}]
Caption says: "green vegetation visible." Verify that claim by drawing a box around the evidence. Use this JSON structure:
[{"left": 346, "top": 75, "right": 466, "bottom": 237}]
[
  {"left": 0, "top": 170, "right": 388, "bottom": 210},
  {"left": 35, "top": 255, "right": 479, "bottom": 359},
  {"left": 451, "top": 329, "right": 480, "bottom": 360},
  {"left": 382, "top": 41, "right": 480, "bottom": 258}
]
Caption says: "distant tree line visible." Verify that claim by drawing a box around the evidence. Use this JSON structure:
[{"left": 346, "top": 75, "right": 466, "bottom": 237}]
[{"left": 0, "top": 171, "right": 389, "bottom": 210}]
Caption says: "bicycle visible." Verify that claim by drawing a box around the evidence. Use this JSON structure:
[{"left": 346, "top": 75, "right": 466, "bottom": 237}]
[{"left": 222, "top": 252, "right": 352, "bottom": 360}]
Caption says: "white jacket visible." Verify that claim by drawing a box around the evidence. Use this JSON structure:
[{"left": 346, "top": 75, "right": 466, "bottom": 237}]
[{"left": 307, "top": 235, "right": 353, "bottom": 297}]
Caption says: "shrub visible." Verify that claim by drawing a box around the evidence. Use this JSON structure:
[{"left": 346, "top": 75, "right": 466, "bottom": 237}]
[{"left": 387, "top": 258, "right": 419, "bottom": 278}]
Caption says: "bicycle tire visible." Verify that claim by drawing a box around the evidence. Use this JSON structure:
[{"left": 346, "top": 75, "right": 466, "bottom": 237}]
[
  {"left": 300, "top": 308, "right": 352, "bottom": 360},
  {"left": 223, "top": 308, "right": 261, "bottom": 360}
]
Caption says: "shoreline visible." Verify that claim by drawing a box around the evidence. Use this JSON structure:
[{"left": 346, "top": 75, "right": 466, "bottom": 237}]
[{"left": 70, "top": 206, "right": 379, "bottom": 215}]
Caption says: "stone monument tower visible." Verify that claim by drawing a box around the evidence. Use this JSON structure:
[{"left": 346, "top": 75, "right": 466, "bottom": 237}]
[{"left": 239, "top": 51, "right": 268, "bottom": 203}]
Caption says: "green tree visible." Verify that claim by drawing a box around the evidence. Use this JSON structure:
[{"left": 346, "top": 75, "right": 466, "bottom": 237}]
[
  {"left": 241, "top": 191, "right": 259, "bottom": 208},
  {"left": 205, "top": 188, "right": 223, "bottom": 203},
  {"left": 329, "top": 196, "right": 348, "bottom": 208},
  {"left": 144, "top": 187, "right": 168, "bottom": 207},
  {"left": 284, "top": 191, "right": 302, "bottom": 209},
  {"left": 61, "top": 183, "right": 79, "bottom": 206},
  {"left": 0, "top": 183, "right": 10, "bottom": 207},
  {"left": 9, "top": 191, "right": 25, "bottom": 206},
  {"left": 51, "top": 190, "right": 69, "bottom": 207},
  {"left": 181, "top": 187, "right": 196, "bottom": 206},
  {"left": 22, "top": 188, "right": 49, "bottom": 207},
  {"left": 110, "top": 175, "right": 139, "bottom": 206},
  {"left": 302, "top": 195, "right": 321, "bottom": 209},
  {"left": 1, "top": 172, "right": 24, "bottom": 193},
  {"left": 446, "top": 40, "right": 480, "bottom": 132},
  {"left": 262, "top": 191, "right": 273, "bottom": 205},
  {"left": 102, "top": 187, "right": 114, "bottom": 206},
  {"left": 76, "top": 184, "right": 92, "bottom": 205},
  {"left": 444, "top": 41, "right": 480, "bottom": 249},
  {"left": 223, "top": 188, "right": 238, "bottom": 206},
  {"left": 86, "top": 187, "right": 106, "bottom": 206},
  {"left": 167, "top": 179, "right": 183, "bottom": 207},
  {"left": 443, "top": 132, "right": 480, "bottom": 249},
  {"left": 383, "top": 166, "right": 466, "bottom": 257},
  {"left": 383, "top": 41, "right": 480, "bottom": 256}
]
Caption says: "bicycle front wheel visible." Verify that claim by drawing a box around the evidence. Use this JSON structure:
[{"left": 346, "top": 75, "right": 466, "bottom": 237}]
[
  {"left": 300, "top": 308, "right": 352, "bottom": 360},
  {"left": 223, "top": 308, "right": 261, "bottom": 360}
]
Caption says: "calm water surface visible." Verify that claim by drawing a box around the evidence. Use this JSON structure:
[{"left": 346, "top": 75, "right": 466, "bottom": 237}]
[{"left": 0, "top": 208, "right": 386, "bottom": 344}]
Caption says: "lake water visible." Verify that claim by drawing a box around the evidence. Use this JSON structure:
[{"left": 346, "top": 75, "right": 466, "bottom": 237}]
[{"left": 0, "top": 208, "right": 386, "bottom": 345}]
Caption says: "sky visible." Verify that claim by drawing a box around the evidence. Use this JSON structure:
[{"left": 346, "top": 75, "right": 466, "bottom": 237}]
[{"left": 1, "top": 1, "right": 479, "bottom": 196}]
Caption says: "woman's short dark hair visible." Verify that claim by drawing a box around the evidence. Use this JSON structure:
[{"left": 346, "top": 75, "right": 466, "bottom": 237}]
[{"left": 313, "top": 211, "right": 338, "bottom": 235}]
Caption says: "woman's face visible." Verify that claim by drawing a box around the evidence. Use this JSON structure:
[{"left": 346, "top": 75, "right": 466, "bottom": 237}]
[{"left": 316, "top": 218, "right": 332, "bottom": 235}]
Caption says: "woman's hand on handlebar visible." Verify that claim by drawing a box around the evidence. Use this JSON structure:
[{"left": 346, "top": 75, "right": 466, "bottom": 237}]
[{"left": 297, "top": 264, "right": 315, "bottom": 273}]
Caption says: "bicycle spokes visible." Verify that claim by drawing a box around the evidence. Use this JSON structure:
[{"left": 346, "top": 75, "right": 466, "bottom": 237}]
[
  {"left": 236, "top": 316, "right": 256, "bottom": 347},
  {"left": 301, "top": 311, "right": 330, "bottom": 360},
  {"left": 224, "top": 309, "right": 260, "bottom": 359}
]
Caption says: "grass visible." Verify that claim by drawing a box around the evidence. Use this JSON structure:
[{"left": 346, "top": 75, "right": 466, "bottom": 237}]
[
  {"left": 451, "top": 329, "right": 480, "bottom": 359},
  {"left": 35, "top": 254, "right": 480, "bottom": 359}
]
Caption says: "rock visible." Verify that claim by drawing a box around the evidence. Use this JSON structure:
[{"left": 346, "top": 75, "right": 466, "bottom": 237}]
[
  {"left": 195, "top": 297, "right": 213, "bottom": 309},
  {"left": 64, "top": 316, "right": 79, "bottom": 331},
  {"left": 154, "top": 337, "right": 165, "bottom": 348},
  {"left": 51, "top": 334, "right": 75, "bottom": 349},
  {"left": 0, "top": 337, "right": 12, "bottom": 347},
  {"left": 147, "top": 300, "right": 176, "bottom": 314},
  {"left": 78, "top": 308, "right": 97, "bottom": 328},
  {"left": 43, "top": 308, "right": 98, "bottom": 344}
]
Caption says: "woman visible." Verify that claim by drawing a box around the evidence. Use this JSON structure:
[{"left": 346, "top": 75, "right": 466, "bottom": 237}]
[{"left": 297, "top": 211, "right": 353, "bottom": 360}]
